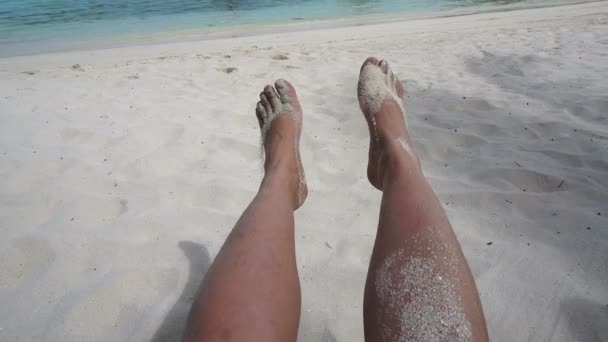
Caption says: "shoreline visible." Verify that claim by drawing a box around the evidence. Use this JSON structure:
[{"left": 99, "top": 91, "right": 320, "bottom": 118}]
[
  {"left": 0, "top": 0, "right": 604, "bottom": 70},
  {"left": 0, "top": 0, "right": 601, "bottom": 59}
]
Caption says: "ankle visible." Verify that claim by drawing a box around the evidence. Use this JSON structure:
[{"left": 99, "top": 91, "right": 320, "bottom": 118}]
[
  {"left": 261, "top": 166, "right": 300, "bottom": 209},
  {"left": 373, "top": 101, "right": 408, "bottom": 139},
  {"left": 264, "top": 153, "right": 296, "bottom": 174},
  {"left": 263, "top": 118, "right": 298, "bottom": 172},
  {"left": 380, "top": 137, "right": 421, "bottom": 180}
]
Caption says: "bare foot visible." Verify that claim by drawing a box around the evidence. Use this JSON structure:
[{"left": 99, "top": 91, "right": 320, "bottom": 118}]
[
  {"left": 358, "top": 57, "right": 418, "bottom": 190},
  {"left": 256, "top": 79, "right": 308, "bottom": 209}
]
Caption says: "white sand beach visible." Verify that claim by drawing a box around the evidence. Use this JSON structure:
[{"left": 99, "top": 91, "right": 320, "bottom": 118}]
[{"left": 1, "top": 1, "right": 607, "bottom": 341}]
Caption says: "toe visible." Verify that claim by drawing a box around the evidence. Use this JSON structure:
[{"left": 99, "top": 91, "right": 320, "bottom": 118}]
[
  {"left": 256, "top": 102, "right": 266, "bottom": 127},
  {"left": 361, "top": 57, "right": 380, "bottom": 71},
  {"left": 260, "top": 92, "right": 272, "bottom": 113},
  {"left": 396, "top": 78, "right": 405, "bottom": 99},
  {"left": 264, "top": 85, "right": 282, "bottom": 111},
  {"left": 379, "top": 59, "right": 389, "bottom": 74},
  {"left": 389, "top": 68, "right": 396, "bottom": 86},
  {"left": 275, "top": 79, "right": 297, "bottom": 104}
]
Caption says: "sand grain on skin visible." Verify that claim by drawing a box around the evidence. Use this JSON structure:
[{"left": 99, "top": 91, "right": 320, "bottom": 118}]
[
  {"left": 375, "top": 249, "right": 472, "bottom": 342},
  {"left": 358, "top": 63, "right": 405, "bottom": 120}
]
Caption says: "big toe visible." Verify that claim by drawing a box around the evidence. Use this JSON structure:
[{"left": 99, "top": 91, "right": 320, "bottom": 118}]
[
  {"left": 275, "top": 79, "right": 298, "bottom": 105},
  {"left": 361, "top": 57, "right": 380, "bottom": 71}
]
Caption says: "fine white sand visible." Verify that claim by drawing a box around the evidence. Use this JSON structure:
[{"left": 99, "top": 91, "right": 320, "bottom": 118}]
[{"left": 1, "top": 2, "right": 607, "bottom": 341}]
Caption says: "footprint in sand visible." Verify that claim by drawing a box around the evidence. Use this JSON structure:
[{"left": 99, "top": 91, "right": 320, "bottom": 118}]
[
  {"left": 473, "top": 168, "right": 565, "bottom": 193},
  {"left": 60, "top": 127, "right": 95, "bottom": 144},
  {"left": 53, "top": 268, "right": 179, "bottom": 339},
  {"left": 220, "top": 67, "right": 238, "bottom": 74},
  {"left": 71, "top": 64, "right": 84, "bottom": 72},
  {"left": 122, "top": 121, "right": 184, "bottom": 148},
  {"left": 193, "top": 182, "right": 255, "bottom": 214},
  {"left": 272, "top": 54, "right": 289, "bottom": 60},
  {"left": 0, "top": 236, "right": 55, "bottom": 289},
  {"left": 63, "top": 196, "right": 130, "bottom": 221}
]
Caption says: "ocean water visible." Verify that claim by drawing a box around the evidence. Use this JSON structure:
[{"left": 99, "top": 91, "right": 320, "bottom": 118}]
[{"left": 0, "top": 0, "right": 564, "bottom": 57}]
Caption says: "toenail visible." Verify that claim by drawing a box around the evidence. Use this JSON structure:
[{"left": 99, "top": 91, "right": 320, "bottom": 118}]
[
  {"left": 275, "top": 79, "right": 288, "bottom": 88},
  {"left": 366, "top": 57, "right": 378, "bottom": 65}
]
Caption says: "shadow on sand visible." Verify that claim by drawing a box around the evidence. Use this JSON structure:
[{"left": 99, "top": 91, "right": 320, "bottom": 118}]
[
  {"left": 559, "top": 297, "right": 608, "bottom": 342},
  {"left": 151, "top": 241, "right": 210, "bottom": 342}
]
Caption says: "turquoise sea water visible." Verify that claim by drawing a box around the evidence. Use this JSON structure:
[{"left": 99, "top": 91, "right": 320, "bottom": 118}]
[{"left": 0, "top": 0, "right": 569, "bottom": 57}]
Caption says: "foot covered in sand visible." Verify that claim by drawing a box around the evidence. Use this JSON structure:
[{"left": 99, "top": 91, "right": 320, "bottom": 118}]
[
  {"left": 358, "top": 57, "right": 418, "bottom": 190},
  {"left": 256, "top": 79, "right": 308, "bottom": 209}
]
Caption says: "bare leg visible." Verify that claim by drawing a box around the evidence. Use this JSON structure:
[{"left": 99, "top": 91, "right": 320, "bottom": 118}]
[
  {"left": 359, "top": 58, "right": 488, "bottom": 341},
  {"left": 184, "top": 80, "right": 307, "bottom": 342}
]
